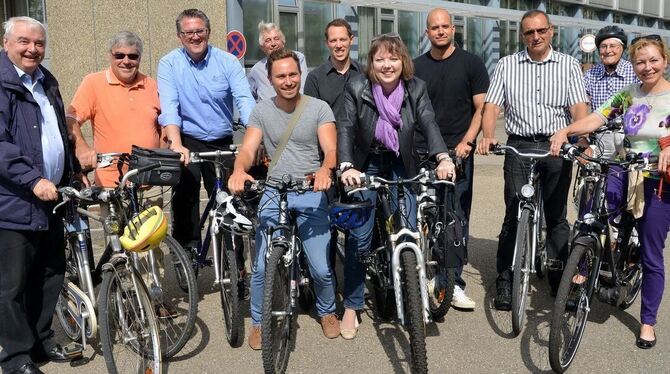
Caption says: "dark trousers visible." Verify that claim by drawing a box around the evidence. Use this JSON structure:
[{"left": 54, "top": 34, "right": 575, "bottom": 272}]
[
  {"left": 450, "top": 154, "right": 474, "bottom": 289},
  {"left": 172, "top": 135, "right": 234, "bottom": 249},
  {"left": 496, "top": 139, "right": 572, "bottom": 285},
  {"left": 0, "top": 214, "right": 65, "bottom": 371}
]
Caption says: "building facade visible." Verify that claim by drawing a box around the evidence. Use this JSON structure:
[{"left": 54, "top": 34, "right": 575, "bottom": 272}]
[{"left": 1, "top": 0, "right": 669, "bottom": 105}]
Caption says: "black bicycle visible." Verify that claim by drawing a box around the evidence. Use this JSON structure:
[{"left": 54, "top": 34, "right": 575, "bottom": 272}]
[{"left": 549, "top": 145, "right": 648, "bottom": 372}]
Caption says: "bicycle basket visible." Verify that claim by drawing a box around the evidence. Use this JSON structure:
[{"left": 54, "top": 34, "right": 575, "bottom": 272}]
[
  {"left": 119, "top": 205, "right": 168, "bottom": 252},
  {"left": 129, "top": 145, "right": 181, "bottom": 186},
  {"left": 329, "top": 200, "right": 374, "bottom": 231}
]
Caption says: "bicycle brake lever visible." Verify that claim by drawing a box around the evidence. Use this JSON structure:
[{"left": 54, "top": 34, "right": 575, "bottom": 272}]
[{"left": 53, "top": 198, "right": 68, "bottom": 214}]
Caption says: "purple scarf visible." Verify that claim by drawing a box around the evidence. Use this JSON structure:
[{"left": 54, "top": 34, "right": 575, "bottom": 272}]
[{"left": 372, "top": 81, "right": 404, "bottom": 155}]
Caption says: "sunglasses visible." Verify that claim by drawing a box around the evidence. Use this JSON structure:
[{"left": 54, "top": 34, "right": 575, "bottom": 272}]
[
  {"left": 522, "top": 26, "right": 551, "bottom": 37},
  {"left": 112, "top": 52, "right": 140, "bottom": 61},
  {"left": 371, "top": 32, "right": 402, "bottom": 42},
  {"left": 631, "top": 34, "right": 662, "bottom": 45},
  {"left": 179, "top": 29, "right": 208, "bottom": 38}
]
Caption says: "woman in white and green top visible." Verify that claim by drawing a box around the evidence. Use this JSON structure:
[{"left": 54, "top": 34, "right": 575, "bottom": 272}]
[{"left": 550, "top": 35, "right": 670, "bottom": 349}]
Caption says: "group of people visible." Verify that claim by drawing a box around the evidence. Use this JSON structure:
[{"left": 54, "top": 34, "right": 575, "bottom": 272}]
[{"left": 0, "top": 5, "right": 668, "bottom": 374}]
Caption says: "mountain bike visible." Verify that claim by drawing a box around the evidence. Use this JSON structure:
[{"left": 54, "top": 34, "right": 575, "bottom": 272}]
[
  {"left": 54, "top": 166, "right": 162, "bottom": 374},
  {"left": 549, "top": 145, "right": 648, "bottom": 373}
]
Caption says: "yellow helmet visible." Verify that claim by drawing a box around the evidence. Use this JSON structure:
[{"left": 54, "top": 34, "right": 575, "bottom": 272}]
[{"left": 119, "top": 206, "right": 168, "bottom": 252}]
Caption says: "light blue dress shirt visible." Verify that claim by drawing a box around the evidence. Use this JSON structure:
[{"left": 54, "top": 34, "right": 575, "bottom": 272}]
[
  {"left": 15, "top": 66, "right": 64, "bottom": 184},
  {"left": 157, "top": 46, "right": 255, "bottom": 141}
]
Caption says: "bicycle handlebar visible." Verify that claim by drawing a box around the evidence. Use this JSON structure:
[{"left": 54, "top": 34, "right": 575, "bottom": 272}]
[
  {"left": 345, "top": 170, "right": 454, "bottom": 196},
  {"left": 491, "top": 143, "right": 553, "bottom": 158},
  {"left": 190, "top": 146, "right": 238, "bottom": 163}
]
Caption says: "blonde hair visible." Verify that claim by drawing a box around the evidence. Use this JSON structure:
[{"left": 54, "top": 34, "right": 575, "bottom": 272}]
[{"left": 629, "top": 37, "right": 669, "bottom": 61}]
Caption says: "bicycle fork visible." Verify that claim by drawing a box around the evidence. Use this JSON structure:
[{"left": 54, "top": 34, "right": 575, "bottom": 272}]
[{"left": 390, "top": 228, "right": 432, "bottom": 325}]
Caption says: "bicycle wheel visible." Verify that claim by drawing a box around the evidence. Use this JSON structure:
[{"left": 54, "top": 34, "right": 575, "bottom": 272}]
[
  {"left": 549, "top": 243, "right": 599, "bottom": 373},
  {"left": 261, "top": 246, "right": 294, "bottom": 374},
  {"left": 132, "top": 235, "right": 198, "bottom": 358},
  {"left": 99, "top": 262, "right": 162, "bottom": 374},
  {"left": 219, "top": 233, "right": 244, "bottom": 347},
  {"left": 400, "top": 250, "right": 428, "bottom": 374},
  {"left": 619, "top": 227, "right": 643, "bottom": 310},
  {"left": 535, "top": 210, "right": 548, "bottom": 279},
  {"left": 426, "top": 262, "right": 455, "bottom": 321},
  {"left": 56, "top": 238, "right": 82, "bottom": 341},
  {"left": 511, "top": 208, "right": 532, "bottom": 336}
]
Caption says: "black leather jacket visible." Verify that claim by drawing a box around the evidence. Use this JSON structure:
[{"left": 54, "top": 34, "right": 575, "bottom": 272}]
[{"left": 337, "top": 75, "right": 448, "bottom": 176}]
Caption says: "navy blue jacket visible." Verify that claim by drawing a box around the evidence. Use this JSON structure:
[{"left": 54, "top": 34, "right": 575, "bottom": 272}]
[{"left": 0, "top": 51, "right": 77, "bottom": 231}]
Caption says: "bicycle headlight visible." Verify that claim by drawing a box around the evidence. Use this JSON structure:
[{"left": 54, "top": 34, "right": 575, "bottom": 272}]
[
  {"left": 583, "top": 213, "right": 596, "bottom": 225},
  {"left": 520, "top": 184, "right": 535, "bottom": 199}
]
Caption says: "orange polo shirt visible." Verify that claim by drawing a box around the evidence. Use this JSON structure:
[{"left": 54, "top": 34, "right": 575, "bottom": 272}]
[{"left": 68, "top": 68, "right": 161, "bottom": 187}]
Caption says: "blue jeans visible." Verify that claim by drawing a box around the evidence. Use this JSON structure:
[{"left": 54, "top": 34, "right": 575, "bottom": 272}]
[
  {"left": 250, "top": 188, "right": 335, "bottom": 325},
  {"left": 343, "top": 153, "right": 417, "bottom": 310}
]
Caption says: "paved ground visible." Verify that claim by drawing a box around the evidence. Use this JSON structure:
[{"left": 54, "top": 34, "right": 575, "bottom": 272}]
[{"left": 43, "top": 124, "right": 669, "bottom": 373}]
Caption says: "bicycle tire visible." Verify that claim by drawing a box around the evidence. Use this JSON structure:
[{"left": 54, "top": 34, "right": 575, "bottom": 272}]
[
  {"left": 55, "top": 238, "right": 82, "bottom": 341},
  {"left": 535, "top": 210, "right": 548, "bottom": 279},
  {"left": 400, "top": 250, "right": 428, "bottom": 374},
  {"left": 99, "top": 262, "right": 162, "bottom": 374},
  {"left": 619, "top": 227, "right": 643, "bottom": 310},
  {"left": 549, "top": 243, "right": 599, "bottom": 373},
  {"left": 426, "top": 266, "right": 455, "bottom": 321},
  {"left": 511, "top": 209, "right": 532, "bottom": 336},
  {"left": 261, "top": 246, "right": 294, "bottom": 374},
  {"left": 219, "top": 234, "right": 245, "bottom": 347},
  {"left": 132, "top": 235, "right": 198, "bottom": 358}
]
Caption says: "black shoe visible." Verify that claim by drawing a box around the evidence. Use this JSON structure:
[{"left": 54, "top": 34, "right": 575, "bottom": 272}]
[
  {"left": 9, "top": 363, "right": 44, "bottom": 374},
  {"left": 494, "top": 272, "right": 512, "bottom": 311},
  {"left": 39, "top": 343, "right": 83, "bottom": 363},
  {"left": 548, "top": 270, "right": 562, "bottom": 297},
  {"left": 636, "top": 333, "right": 657, "bottom": 349}
]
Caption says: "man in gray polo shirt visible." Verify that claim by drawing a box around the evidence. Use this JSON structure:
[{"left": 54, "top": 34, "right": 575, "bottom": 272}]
[
  {"left": 478, "top": 10, "right": 589, "bottom": 311},
  {"left": 229, "top": 48, "right": 339, "bottom": 349}
]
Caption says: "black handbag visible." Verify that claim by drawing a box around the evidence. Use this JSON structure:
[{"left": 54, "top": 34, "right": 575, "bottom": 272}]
[{"left": 128, "top": 145, "right": 181, "bottom": 186}]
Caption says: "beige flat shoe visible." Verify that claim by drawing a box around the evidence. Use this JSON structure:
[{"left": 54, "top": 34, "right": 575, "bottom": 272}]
[{"left": 340, "top": 314, "right": 360, "bottom": 340}]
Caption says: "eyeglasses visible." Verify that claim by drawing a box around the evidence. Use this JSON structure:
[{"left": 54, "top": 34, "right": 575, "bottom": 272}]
[
  {"left": 112, "top": 53, "right": 140, "bottom": 61},
  {"left": 631, "top": 34, "right": 662, "bottom": 45},
  {"left": 599, "top": 42, "right": 623, "bottom": 51},
  {"left": 179, "top": 29, "right": 208, "bottom": 38},
  {"left": 371, "top": 32, "right": 402, "bottom": 42},
  {"left": 522, "top": 26, "right": 551, "bottom": 37}
]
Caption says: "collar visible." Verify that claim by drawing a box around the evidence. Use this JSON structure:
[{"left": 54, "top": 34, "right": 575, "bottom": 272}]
[
  {"left": 521, "top": 47, "right": 556, "bottom": 64},
  {"left": 105, "top": 67, "right": 146, "bottom": 88},
  {"left": 326, "top": 57, "right": 361, "bottom": 75},
  {"left": 14, "top": 65, "right": 44, "bottom": 84},
  {"left": 181, "top": 45, "right": 211, "bottom": 66},
  {"left": 594, "top": 59, "right": 631, "bottom": 79}
]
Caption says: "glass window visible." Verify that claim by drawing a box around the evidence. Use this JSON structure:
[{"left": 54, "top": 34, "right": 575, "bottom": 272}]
[
  {"left": 303, "top": 1, "right": 333, "bottom": 67},
  {"left": 278, "top": 0, "right": 296, "bottom": 5},
  {"left": 358, "top": 7, "right": 375, "bottom": 63},
  {"left": 466, "top": 18, "right": 486, "bottom": 59},
  {"left": 242, "top": 0, "right": 272, "bottom": 65},
  {"left": 398, "top": 11, "right": 421, "bottom": 58},
  {"left": 381, "top": 19, "right": 394, "bottom": 34},
  {"left": 499, "top": 20, "right": 519, "bottom": 57},
  {"left": 279, "top": 12, "right": 298, "bottom": 51},
  {"left": 5, "top": 0, "right": 44, "bottom": 22}
]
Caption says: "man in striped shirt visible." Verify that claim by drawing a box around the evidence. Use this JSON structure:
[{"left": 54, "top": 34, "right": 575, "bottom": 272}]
[{"left": 477, "top": 10, "right": 589, "bottom": 310}]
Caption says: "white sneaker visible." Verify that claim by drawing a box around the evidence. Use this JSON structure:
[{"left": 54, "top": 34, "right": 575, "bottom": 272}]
[{"left": 451, "top": 285, "right": 475, "bottom": 310}]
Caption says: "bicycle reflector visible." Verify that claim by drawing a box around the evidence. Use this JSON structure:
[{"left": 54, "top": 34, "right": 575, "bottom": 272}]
[
  {"left": 329, "top": 200, "right": 374, "bottom": 230},
  {"left": 120, "top": 206, "right": 168, "bottom": 252}
]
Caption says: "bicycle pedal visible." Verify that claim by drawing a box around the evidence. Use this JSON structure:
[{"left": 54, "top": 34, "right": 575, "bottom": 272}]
[{"left": 545, "top": 259, "right": 564, "bottom": 271}]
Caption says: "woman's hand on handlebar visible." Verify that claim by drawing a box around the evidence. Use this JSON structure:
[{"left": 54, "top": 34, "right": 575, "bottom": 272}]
[
  {"left": 436, "top": 159, "right": 456, "bottom": 181},
  {"left": 313, "top": 167, "right": 332, "bottom": 192},
  {"left": 341, "top": 168, "right": 363, "bottom": 186},
  {"left": 659, "top": 146, "right": 670, "bottom": 175},
  {"left": 549, "top": 129, "right": 568, "bottom": 156},
  {"left": 228, "top": 170, "right": 254, "bottom": 195}
]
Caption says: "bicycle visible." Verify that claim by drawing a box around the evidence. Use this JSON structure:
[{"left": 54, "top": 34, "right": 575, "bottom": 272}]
[
  {"left": 252, "top": 176, "right": 320, "bottom": 374},
  {"left": 347, "top": 170, "right": 448, "bottom": 373},
  {"left": 188, "top": 147, "right": 253, "bottom": 348},
  {"left": 95, "top": 151, "right": 199, "bottom": 358},
  {"left": 54, "top": 166, "right": 162, "bottom": 374},
  {"left": 548, "top": 145, "right": 648, "bottom": 373},
  {"left": 490, "top": 143, "right": 553, "bottom": 336}
]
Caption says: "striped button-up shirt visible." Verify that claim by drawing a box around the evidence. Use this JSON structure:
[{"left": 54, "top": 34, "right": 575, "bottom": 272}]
[
  {"left": 485, "top": 48, "right": 588, "bottom": 137},
  {"left": 583, "top": 59, "right": 639, "bottom": 111}
]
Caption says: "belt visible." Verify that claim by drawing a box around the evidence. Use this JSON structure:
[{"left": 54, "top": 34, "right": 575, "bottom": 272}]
[{"left": 508, "top": 134, "right": 551, "bottom": 142}]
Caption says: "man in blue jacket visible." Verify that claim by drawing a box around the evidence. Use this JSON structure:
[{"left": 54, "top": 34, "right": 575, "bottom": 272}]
[{"left": 0, "top": 17, "right": 84, "bottom": 374}]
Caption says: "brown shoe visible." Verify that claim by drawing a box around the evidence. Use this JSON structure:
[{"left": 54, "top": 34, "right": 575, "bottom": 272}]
[
  {"left": 248, "top": 325, "right": 262, "bottom": 350},
  {"left": 320, "top": 314, "right": 340, "bottom": 339}
]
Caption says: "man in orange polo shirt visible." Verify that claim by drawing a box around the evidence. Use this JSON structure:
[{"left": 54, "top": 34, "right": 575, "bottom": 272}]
[{"left": 67, "top": 30, "right": 161, "bottom": 187}]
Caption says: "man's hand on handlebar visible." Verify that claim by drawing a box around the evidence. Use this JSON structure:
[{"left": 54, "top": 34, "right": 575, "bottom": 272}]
[
  {"left": 549, "top": 129, "right": 569, "bottom": 156},
  {"left": 477, "top": 137, "right": 498, "bottom": 155},
  {"left": 33, "top": 178, "right": 58, "bottom": 201},
  {"left": 169, "top": 142, "right": 191, "bottom": 165},
  {"left": 341, "top": 168, "right": 363, "bottom": 186},
  {"left": 228, "top": 170, "right": 255, "bottom": 195},
  {"left": 76, "top": 146, "right": 97, "bottom": 171},
  {"left": 313, "top": 167, "right": 332, "bottom": 192}
]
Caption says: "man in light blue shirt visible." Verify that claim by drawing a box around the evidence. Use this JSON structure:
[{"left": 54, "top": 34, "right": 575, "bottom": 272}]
[
  {"left": 157, "top": 8, "right": 255, "bottom": 251},
  {"left": 247, "top": 21, "right": 309, "bottom": 101}
]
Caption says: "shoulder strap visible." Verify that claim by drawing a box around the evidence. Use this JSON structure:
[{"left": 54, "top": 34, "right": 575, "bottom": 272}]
[{"left": 268, "top": 96, "right": 310, "bottom": 174}]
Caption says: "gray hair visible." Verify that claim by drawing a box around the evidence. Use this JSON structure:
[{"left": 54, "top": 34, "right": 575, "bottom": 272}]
[
  {"left": 3, "top": 16, "right": 46, "bottom": 39},
  {"left": 176, "top": 9, "right": 210, "bottom": 33},
  {"left": 108, "top": 31, "right": 143, "bottom": 55},
  {"left": 257, "top": 21, "right": 285, "bottom": 45}
]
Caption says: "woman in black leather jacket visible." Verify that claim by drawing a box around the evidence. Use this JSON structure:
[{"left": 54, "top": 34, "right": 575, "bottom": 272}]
[{"left": 337, "top": 33, "right": 455, "bottom": 339}]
